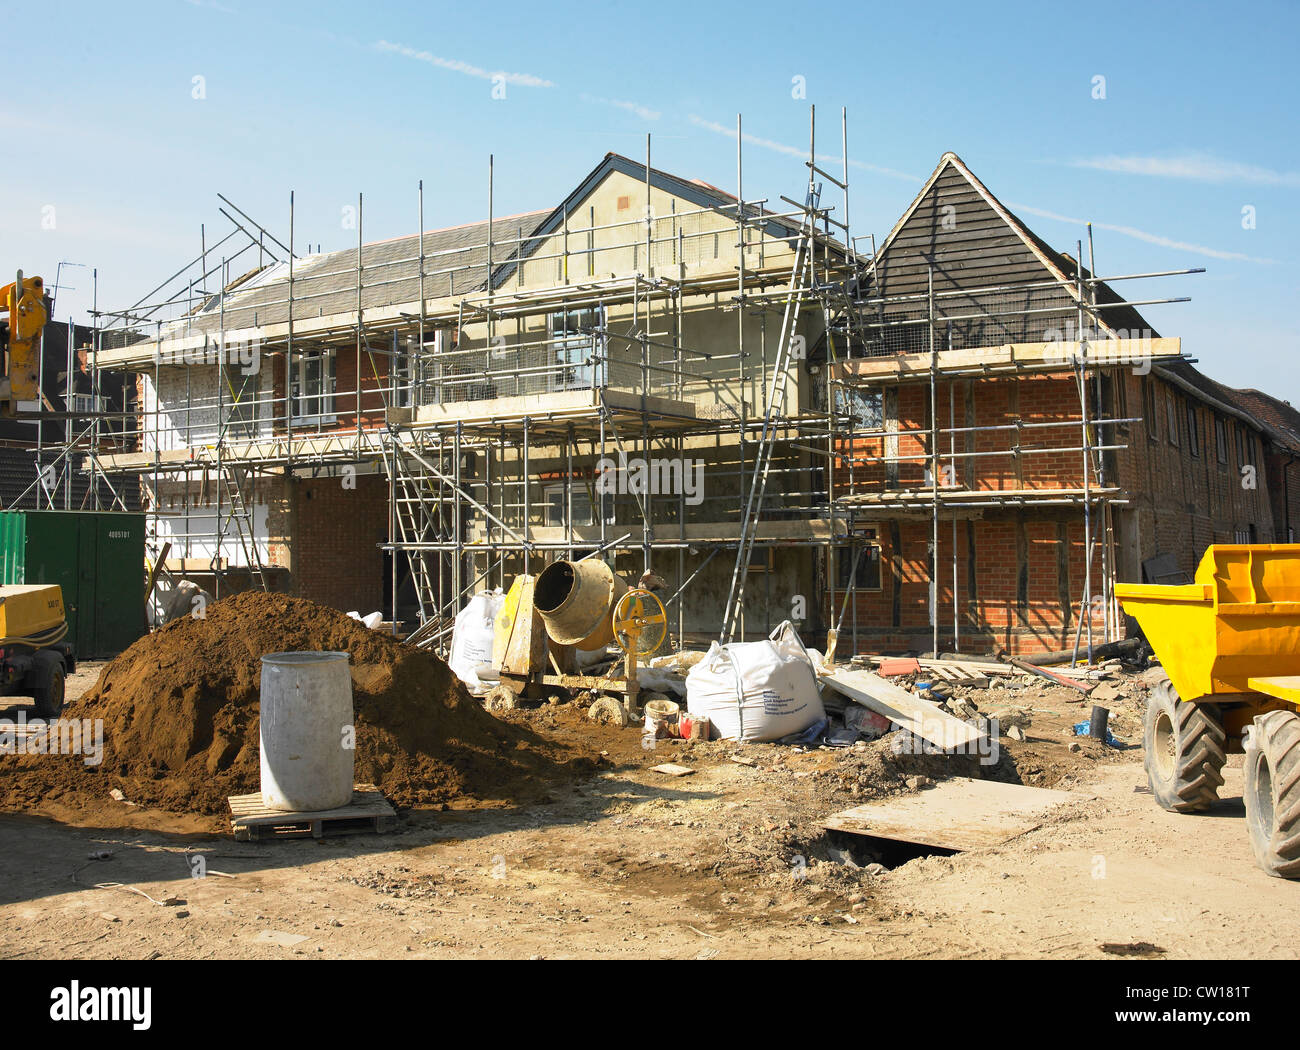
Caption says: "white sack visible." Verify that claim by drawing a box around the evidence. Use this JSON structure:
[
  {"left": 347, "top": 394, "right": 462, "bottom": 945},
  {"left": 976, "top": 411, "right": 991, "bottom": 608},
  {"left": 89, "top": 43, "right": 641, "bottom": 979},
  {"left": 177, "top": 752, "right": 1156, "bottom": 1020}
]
[
  {"left": 685, "top": 621, "right": 825, "bottom": 742},
  {"left": 449, "top": 589, "right": 505, "bottom": 695}
]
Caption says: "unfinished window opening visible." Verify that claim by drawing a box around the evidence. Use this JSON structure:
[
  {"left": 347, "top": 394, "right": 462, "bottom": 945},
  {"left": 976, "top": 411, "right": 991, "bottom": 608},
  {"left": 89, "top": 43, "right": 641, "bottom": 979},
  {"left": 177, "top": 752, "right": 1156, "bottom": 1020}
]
[
  {"left": 836, "top": 387, "right": 884, "bottom": 429},
  {"left": 228, "top": 370, "right": 260, "bottom": 440}
]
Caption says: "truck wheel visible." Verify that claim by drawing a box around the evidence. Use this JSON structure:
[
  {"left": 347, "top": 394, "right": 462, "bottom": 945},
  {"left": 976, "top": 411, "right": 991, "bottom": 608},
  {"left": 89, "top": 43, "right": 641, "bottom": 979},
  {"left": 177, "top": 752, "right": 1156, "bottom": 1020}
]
[
  {"left": 1143, "top": 672, "right": 1226, "bottom": 813},
  {"left": 1244, "top": 710, "right": 1300, "bottom": 879},
  {"left": 33, "top": 661, "right": 66, "bottom": 719}
]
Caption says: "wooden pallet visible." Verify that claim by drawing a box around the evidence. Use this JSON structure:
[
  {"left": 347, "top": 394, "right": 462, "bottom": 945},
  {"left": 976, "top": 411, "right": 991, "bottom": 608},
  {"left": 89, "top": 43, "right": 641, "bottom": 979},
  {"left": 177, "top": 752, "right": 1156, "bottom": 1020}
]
[{"left": 228, "top": 784, "right": 397, "bottom": 842}]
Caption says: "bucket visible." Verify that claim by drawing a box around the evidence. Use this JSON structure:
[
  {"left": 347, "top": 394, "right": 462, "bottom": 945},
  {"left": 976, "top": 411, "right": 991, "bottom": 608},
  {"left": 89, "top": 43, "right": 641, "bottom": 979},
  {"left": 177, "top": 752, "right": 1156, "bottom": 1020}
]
[
  {"left": 259, "top": 651, "right": 355, "bottom": 813},
  {"left": 534, "top": 559, "right": 628, "bottom": 649}
]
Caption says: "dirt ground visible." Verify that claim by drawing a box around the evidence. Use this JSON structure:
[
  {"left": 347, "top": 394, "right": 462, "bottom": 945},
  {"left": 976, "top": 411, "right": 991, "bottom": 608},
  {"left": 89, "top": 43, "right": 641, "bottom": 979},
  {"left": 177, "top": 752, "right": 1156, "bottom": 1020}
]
[{"left": 1, "top": 660, "right": 1297, "bottom": 960}]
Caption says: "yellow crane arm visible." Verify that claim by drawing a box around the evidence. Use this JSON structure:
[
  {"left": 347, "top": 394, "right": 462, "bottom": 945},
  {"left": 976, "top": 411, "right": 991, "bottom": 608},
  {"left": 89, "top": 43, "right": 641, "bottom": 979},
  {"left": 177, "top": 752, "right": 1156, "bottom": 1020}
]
[{"left": 0, "top": 270, "right": 48, "bottom": 412}]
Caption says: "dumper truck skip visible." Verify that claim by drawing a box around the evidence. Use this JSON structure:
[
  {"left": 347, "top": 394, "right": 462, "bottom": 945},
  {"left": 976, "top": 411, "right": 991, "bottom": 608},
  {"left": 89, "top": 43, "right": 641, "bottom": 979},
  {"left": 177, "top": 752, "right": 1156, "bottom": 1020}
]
[{"left": 1116, "top": 544, "right": 1300, "bottom": 878}]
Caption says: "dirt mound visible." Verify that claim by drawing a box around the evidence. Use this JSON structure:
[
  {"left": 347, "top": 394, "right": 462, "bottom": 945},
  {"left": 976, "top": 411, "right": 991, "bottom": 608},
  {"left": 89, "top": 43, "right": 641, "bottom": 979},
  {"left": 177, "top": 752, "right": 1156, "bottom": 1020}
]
[{"left": 0, "top": 592, "right": 600, "bottom": 818}]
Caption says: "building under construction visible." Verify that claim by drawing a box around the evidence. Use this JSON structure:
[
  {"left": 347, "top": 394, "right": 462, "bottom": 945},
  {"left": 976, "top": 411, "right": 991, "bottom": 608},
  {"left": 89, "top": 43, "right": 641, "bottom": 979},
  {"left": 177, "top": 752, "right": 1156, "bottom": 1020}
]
[{"left": 52, "top": 111, "right": 1300, "bottom": 657}]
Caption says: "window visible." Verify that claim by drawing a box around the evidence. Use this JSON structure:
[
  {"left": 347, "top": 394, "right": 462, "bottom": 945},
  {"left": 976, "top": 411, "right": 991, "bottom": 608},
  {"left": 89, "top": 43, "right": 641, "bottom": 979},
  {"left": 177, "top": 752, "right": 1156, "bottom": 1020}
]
[
  {"left": 1215, "top": 416, "right": 1228, "bottom": 463},
  {"left": 837, "top": 530, "right": 882, "bottom": 591},
  {"left": 228, "top": 371, "right": 260, "bottom": 439},
  {"left": 543, "top": 481, "right": 595, "bottom": 528},
  {"left": 549, "top": 308, "right": 604, "bottom": 391},
  {"left": 72, "top": 393, "right": 107, "bottom": 415},
  {"left": 1236, "top": 424, "right": 1248, "bottom": 469},
  {"left": 1186, "top": 402, "right": 1200, "bottom": 458},
  {"left": 1144, "top": 378, "right": 1159, "bottom": 442},
  {"left": 290, "top": 351, "right": 335, "bottom": 426},
  {"left": 391, "top": 334, "right": 414, "bottom": 409},
  {"left": 1166, "top": 392, "right": 1179, "bottom": 448}
]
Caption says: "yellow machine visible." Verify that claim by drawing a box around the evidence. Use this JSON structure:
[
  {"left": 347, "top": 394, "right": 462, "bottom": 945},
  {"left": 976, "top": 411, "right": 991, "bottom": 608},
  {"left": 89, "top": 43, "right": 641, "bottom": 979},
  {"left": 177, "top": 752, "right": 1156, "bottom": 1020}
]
[
  {"left": 1116, "top": 544, "right": 1300, "bottom": 878},
  {"left": 0, "top": 270, "right": 48, "bottom": 415},
  {"left": 488, "top": 559, "right": 667, "bottom": 726},
  {"left": 0, "top": 583, "right": 73, "bottom": 717}
]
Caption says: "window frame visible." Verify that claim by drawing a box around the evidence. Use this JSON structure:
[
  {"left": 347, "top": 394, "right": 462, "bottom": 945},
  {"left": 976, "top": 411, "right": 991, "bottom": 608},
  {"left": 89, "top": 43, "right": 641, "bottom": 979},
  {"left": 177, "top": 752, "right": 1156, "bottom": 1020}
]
[
  {"left": 1144, "top": 377, "right": 1159, "bottom": 443},
  {"left": 289, "top": 350, "right": 336, "bottom": 428},
  {"left": 548, "top": 307, "right": 605, "bottom": 392},
  {"left": 836, "top": 528, "right": 883, "bottom": 593}
]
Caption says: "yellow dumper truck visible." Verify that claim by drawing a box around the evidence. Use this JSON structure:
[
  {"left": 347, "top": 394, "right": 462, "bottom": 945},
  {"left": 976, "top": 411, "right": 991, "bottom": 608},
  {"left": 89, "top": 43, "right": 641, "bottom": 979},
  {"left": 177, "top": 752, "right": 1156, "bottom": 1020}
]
[
  {"left": 0, "top": 584, "right": 73, "bottom": 717},
  {"left": 1116, "top": 544, "right": 1300, "bottom": 878}
]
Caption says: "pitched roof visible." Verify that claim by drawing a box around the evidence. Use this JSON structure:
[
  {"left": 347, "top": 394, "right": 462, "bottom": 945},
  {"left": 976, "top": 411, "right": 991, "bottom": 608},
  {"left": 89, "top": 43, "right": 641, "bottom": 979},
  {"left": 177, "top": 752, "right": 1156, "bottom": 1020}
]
[
  {"left": 494, "top": 151, "right": 804, "bottom": 284},
  {"left": 169, "top": 210, "right": 552, "bottom": 338},
  {"left": 1230, "top": 387, "right": 1300, "bottom": 453},
  {"left": 868, "top": 152, "right": 1155, "bottom": 340}
]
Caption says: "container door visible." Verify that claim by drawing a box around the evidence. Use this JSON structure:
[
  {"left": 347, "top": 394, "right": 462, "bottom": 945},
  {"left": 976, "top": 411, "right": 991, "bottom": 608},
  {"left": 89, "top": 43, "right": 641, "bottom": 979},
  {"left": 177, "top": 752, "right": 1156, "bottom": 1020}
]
[
  {"left": 76, "top": 518, "right": 98, "bottom": 657},
  {"left": 94, "top": 515, "right": 145, "bottom": 655}
]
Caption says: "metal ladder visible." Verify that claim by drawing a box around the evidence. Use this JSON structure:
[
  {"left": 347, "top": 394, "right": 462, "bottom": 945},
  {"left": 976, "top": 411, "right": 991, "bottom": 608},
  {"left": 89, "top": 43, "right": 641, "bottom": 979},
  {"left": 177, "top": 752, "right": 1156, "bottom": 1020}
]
[
  {"left": 720, "top": 184, "right": 822, "bottom": 644},
  {"left": 383, "top": 429, "right": 445, "bottom": 630},
  {"left": 212, "top": 461, "right": 269, "bottom": 591}
]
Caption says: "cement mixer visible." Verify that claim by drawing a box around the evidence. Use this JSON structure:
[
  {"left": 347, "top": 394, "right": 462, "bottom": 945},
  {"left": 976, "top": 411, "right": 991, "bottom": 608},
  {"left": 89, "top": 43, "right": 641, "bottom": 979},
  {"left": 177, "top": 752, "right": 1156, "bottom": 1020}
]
[{"left": 487, "top": 558, "right": 667, "bottom": 727}]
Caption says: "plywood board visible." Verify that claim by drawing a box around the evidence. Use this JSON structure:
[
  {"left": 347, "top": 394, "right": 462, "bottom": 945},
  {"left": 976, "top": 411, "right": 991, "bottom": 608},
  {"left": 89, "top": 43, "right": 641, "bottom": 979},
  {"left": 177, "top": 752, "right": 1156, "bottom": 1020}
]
[
  {"left": 823, "top": 777, "right": 1076, "bottom": 851},
  {"left": 820, "top": 669, "right": 987, "bottom": 751}
]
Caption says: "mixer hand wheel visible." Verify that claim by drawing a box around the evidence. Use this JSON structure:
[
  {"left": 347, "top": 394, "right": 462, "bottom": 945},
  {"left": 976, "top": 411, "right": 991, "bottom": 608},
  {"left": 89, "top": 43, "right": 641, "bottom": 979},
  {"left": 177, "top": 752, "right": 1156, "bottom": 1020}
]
[{"left": 611, "top": 589, "right": 667, "bottom": 656}]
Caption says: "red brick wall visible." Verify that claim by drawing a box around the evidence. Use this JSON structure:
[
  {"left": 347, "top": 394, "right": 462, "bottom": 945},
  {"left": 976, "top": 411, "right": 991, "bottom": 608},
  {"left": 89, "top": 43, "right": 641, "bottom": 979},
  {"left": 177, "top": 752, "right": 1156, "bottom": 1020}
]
[
  {"left": 1113, "top": 370, "right": 1276, "bottom": 576},
  {"left": 830, "top": 367, "right": 1275, "bottom": 655},
  {"left": 830, "top": 513, "right": 1102, "bottom": 655},
  {"left": 271, "top": 350, "right": 391, "bottom": 433},
  {"left": 291, "top": 472, "right": 388, "bottom": 613}
]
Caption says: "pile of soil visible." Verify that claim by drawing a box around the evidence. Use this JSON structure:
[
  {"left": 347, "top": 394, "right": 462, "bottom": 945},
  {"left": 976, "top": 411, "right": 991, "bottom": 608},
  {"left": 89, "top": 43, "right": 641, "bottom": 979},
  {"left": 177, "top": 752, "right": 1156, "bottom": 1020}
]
[{"left": 0, "top": 592, "right": 600, "bottom": 817}]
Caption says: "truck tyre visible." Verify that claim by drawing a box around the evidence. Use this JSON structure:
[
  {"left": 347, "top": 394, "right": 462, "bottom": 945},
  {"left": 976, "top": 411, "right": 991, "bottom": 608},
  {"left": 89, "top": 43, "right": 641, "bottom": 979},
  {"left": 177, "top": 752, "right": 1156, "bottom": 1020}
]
[
  {"left": 1245, "top": 710, "right": 1300, "bottom": 879},
  {"left": 32, "top": 659, "right": 66, "bottom": 719},
  {"left": 1143, "top": 672, "right": 1226, "bottom": 813}
]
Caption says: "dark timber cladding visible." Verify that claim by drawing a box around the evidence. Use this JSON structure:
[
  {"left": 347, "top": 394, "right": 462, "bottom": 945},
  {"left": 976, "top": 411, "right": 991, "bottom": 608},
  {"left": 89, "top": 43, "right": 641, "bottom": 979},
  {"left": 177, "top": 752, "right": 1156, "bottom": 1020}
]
[{"left": 868, "top": 153, "right": 1083, "bottom": 353}]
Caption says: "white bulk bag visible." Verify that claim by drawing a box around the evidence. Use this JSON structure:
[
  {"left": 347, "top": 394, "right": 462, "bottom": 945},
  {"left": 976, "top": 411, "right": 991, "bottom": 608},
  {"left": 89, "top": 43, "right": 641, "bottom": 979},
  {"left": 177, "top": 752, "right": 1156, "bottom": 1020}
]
[
  {"left": 448, "top": 590, "right": 505, "bottom": 695},
  {"left": 685, "top": 621, "right": 825, "bottom": 742}
]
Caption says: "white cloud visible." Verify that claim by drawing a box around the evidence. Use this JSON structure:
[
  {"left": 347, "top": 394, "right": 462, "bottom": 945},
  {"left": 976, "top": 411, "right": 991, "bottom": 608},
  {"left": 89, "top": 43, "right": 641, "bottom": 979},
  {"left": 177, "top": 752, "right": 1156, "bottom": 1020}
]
[
  {"left": 580, "top": 94, "right": 660, "bottom": 122},
  {"left": 688, "top": 115, "right": 920, "bottom": 183},
  {"left": 375, "top": 40, "right": 554, "bottom": 88},
  {"left": 1067, "top": 153, "right": 1300, "bottom": 188},
  {"left": 1008, "top": 202, "right": 1277, "bottom": 264}
]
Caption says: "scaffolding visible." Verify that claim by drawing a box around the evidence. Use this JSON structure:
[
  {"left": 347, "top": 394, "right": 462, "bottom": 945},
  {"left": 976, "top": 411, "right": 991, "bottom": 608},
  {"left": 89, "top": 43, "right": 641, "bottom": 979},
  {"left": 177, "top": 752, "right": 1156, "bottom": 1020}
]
[{"left": 60, "top": 107, "right": 1200, "bottom": 657}]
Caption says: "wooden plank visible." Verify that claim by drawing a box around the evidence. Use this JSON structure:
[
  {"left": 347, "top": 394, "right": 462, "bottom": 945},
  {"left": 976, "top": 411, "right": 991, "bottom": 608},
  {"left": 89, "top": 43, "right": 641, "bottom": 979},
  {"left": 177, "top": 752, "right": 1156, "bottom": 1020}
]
[
  {"left": 820, "top": 669, "right": 987, "bottom": 751},
  {"left": 823, "top": 777, "right": 1076, "bottom": 851},
  {"left": 228, "top": 785, "right": 396, "bottom": 842},
  {"left": 650, "top": 763, "right": 695, "bottom": 777}
]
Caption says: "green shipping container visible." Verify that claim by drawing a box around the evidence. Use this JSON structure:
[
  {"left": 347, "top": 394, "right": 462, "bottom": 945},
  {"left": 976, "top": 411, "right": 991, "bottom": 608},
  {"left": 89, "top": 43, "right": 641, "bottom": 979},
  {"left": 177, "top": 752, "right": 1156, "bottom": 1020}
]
[{"left": 0, "top": 510, "right": 146, "bottom": 659}]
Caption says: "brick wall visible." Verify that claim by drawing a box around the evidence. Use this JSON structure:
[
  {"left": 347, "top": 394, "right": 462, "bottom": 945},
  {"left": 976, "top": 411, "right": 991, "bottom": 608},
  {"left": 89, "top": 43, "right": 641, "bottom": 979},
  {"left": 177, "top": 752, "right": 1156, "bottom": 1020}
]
[
  {"left": 832, "top": 512, "right": 1102, "bottom": 655},
  {"left": 830, "top": 367, "right": 1277, "bottom": 656},
  {"left": 1114, "top": 370, "right": 1276, "bottom": 576},
  {"left": 290, "top": 472, "right": 388, "bottom": 613}
]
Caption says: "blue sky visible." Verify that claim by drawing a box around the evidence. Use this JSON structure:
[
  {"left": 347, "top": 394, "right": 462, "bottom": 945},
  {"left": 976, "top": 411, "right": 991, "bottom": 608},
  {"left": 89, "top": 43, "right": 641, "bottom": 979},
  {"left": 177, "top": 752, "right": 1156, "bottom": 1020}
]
[{"left": 6, "top": 0, "right": 1298, "bottom": 398}]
